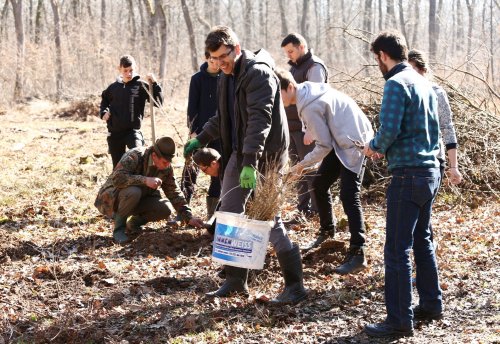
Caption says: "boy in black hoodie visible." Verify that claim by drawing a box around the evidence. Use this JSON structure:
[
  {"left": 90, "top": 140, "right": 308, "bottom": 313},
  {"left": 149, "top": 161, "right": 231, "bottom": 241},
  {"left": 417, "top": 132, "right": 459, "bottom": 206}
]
[{"left": 100, "top": 55, "right": 163, "bottom": 168}]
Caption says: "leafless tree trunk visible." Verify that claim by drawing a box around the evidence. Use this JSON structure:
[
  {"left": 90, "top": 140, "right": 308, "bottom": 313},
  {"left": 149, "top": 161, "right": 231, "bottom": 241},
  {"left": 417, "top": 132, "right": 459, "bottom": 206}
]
[
  {"left": 377, "top": 0, "right": 383, "bottom": 32},
  {"left": 363, "top": 0, "right": 373, "bottom": 62},
  {"left": 127, "top": 0, "right": 137, "bottom": 48},
  {"left": 244, "top": 0, "right": 252, "bottom": 47},
  {"left": 156, "top": 2, "right": 168, "bottom": 82},
  {"left": 398, "top": 0, "right": 407, "bottom": 42},
  {"left": 490, "top": 0, "right": 495, "bottom": 84},
  {"left": 10, "top": 0, "right": 25, "bottom": 100},
  {"left": 386, "top": 0, "right": 396, "bottom": 28},
  {"left": 278, "top": 0, "right": 288, "bottom": 37},
  {"left": 410, "top": 0, "right": 420, "bottom": 48},
  {"left": 456, "top": 0, "right": 464, "bottom": 54},
  {"left": 49, "top": 0, "right": 63, "bottom": 99},
  {"left": 465, "top": 0, "right": 476, "bottom": 64},
  {"left": 100, "top": 0, "right": 105, "bottom": 43},
  {"left": 181, "top": 0, "right": 198, "bottom": 72},
  {"left": 429, "top": 0, "right": 439, "bottom": 61},
  {"left": 34, "top": 0, "right": 43, "bottom": 44},
  {"left": 300, "top": 0, "right": 309, "bottom": 40}
]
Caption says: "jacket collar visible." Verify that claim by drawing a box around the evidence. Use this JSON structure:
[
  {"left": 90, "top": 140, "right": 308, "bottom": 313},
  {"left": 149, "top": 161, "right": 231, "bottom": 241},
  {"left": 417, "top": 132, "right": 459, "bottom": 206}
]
[{"left": 384, "top": 62, "right": 412, "bottom": 81}]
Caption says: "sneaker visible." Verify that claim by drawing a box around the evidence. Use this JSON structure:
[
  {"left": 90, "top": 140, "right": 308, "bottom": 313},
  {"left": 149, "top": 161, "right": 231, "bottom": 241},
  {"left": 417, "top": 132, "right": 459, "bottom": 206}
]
[{"left": 413, "top": 305, "right": 443, "bottom": 321}]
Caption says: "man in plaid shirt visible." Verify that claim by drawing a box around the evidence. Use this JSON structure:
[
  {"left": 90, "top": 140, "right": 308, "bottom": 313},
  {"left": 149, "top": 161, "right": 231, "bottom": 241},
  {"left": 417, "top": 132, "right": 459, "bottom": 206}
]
[{"left": 363, "top": 31, "right": 442, "bottom": 338}]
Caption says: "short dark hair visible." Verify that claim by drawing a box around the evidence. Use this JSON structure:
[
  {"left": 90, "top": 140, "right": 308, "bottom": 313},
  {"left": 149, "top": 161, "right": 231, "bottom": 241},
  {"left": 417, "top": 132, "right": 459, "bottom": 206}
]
[
  {"left": 370, "top": 31, "right": 408, "bottom": 61},
  {"left": 281, "top": 33, "right": 308, "bottom": 48},
  {"left": 119, "top": 55, "right": 135, "bottom": 68},
  {"left": 408, "top": 49, "right": 428, "bottom": 73},
  {"left": 193, "top": 148, "right": 220, "bottom": 167},
  {"left": 205, "top": 26, "right": 239, "bottom": 52},
  {"left": 274, "top": 68, "right": 297, "bottom": 90}
]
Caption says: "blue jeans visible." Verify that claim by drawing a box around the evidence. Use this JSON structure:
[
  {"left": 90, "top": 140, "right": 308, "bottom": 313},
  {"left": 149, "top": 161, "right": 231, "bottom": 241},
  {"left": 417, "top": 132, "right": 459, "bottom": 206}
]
[{"left": 384, "top": 167, "right": 442, "bottom": 329}]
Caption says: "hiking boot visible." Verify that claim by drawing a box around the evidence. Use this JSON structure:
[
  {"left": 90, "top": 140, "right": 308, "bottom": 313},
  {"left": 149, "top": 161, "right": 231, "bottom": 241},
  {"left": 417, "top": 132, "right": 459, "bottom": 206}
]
[
  {"left": 302, "top": 227, "right": 335, "bottom": 251},
  {"left": 364, "top": 321, "right": 413, "bottom": 338},
  {"left": 270, "top": 244, "right": 307, "bottom": 304},
  {"left": 413, "top": 305, "right": 443, "bottom": 321},
  {"left": 334, "top": 246, "right": 367, "bottom": 275},
  {"left": 113, "top": 214, "right": 129, "bottom": 244},
  {"left": 126, "top": 215, "right": 147, "bottom": 234},
  {"left": 206, "top": 266, "right": 249, "bottom": 297}
]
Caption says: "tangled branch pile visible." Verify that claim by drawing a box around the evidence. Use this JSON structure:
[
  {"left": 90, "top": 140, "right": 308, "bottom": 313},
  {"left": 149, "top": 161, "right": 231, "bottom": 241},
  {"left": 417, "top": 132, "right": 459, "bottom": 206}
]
[
  {"left": 335, "top": 67, "right": 500, "bottom": 202},
  {"left": 55, "top": 96, "right": 100, "bottom": 120}
]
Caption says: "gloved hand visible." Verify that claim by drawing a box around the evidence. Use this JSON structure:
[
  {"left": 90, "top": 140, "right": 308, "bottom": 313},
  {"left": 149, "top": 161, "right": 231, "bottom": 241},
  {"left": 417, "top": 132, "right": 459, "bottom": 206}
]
[
  {"left": 183, "top": 138, "right": 200, "bottom": 157},
  {"left": 240, "top": 165, "right": 257, "bottom": 189}
]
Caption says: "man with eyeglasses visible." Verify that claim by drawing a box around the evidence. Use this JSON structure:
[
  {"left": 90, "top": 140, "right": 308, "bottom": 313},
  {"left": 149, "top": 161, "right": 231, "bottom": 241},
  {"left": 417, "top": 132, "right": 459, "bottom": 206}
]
[{"left": 184, "top": 25, "right": 307, "bottom": 305}]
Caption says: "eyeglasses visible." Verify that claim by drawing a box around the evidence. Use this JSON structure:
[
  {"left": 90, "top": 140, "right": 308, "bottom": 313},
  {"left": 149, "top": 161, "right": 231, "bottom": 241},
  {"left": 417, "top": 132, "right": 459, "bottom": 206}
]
[{"left": 209, "top": 47, "right": 234, "bottom": 63}]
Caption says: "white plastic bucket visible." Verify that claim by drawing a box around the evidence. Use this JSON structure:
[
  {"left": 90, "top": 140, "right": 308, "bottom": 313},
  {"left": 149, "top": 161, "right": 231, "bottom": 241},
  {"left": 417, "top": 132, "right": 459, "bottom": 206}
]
[{"left": 212, "top": 211, "right": 273, "bottom": 270}]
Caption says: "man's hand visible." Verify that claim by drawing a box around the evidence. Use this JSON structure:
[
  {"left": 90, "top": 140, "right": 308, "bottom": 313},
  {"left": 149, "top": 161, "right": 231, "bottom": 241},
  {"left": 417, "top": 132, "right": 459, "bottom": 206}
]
[
  {"left": 183, "top": 138, "right": 200, "bottom": 157},
  {"left": 240, "top": 166, "right": 257, "bottom": 189},
  {"left": 188, "top": 217, "right": 205, "bottom": 228},
  {"left": 446, "top": 167, "right": 463, "bottom": 185},
  {"left": 102, "top": 111, "right": 110, "bottom": 121},
  {"left": 303, "top": 130, "right": 314, "bottom": 145},
  {"left": 287, "top": 163, "right": 304, "bottom": 181},
  {"left": 145, "top": 177, "right": 162, "bottom": 189},
  {"left": 145, "top": 73, "right": 157, "bottom": 84},
  {"left": 363, "top": 143, "right": 383, "bottom": 160}
]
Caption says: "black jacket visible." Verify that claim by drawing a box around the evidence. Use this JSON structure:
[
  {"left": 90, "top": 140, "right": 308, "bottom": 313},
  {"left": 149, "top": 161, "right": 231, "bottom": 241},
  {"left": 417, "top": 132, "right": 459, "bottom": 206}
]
[
  {"left": 100, "top": 75, "right": 163, "bottom": 133},
  {"left": 197, "top": 49, "right": 289, "bottom": 172},
  {"left": 187, "top": 62, "right": 220, "bottom": 134}
]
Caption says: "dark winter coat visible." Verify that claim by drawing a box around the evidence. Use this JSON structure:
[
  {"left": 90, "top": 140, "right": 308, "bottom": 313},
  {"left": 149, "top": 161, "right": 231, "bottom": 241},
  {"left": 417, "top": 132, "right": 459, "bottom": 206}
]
[
  {"left": 100, "top": 75, "right": 163, "bottom": 134},
  {"left": 187, "top": 62, "right": 220, "bottom": 134},
  {"left": 197, "top": 49, "right": 289, "bottom": 172}
]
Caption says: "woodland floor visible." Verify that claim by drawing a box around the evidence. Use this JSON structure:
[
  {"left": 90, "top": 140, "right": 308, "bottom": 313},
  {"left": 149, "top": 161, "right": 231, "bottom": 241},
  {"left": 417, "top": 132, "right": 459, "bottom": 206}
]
[{"left": 0, "top": 99, "right": 498, "bottom": 344}]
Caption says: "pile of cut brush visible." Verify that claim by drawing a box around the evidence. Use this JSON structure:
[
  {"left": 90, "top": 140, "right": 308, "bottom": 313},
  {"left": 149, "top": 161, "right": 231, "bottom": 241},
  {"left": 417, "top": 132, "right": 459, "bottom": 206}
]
[
  {"left": 338, "top": 70, "right": 500, "bottom": 204},
  {"left": 55, "top": 96, "right": 100, "bottom": 120}
]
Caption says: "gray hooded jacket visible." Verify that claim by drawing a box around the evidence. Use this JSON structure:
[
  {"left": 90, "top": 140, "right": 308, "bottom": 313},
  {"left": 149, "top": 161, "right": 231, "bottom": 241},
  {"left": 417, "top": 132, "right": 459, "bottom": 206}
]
[{"left": 296, "top": 82, "right": 374, "bottom": 174}]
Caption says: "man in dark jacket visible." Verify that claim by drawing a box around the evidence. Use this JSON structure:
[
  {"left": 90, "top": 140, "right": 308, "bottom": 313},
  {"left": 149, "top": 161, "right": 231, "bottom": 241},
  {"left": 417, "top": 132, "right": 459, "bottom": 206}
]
[
  {"left": 95, "top": 137, "right": 204, "bottom": 244},
  {"left": 281, "top": 33, "right": 329, "bottom": 225},
  {"left": 182, "top": 52, "right": 221, "bottom": 219},
  {"left": 100, "top": 55, "right": 163, "bottom": 168},
  {"left": 184, "top": 26, "right": 307, "bottom": 304}
]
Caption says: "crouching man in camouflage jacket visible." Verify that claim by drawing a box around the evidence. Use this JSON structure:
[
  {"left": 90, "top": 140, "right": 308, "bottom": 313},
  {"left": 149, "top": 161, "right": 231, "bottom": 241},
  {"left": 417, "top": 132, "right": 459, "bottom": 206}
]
[{"left": 95, "top": 136, "right": 205, "bottom": 244}]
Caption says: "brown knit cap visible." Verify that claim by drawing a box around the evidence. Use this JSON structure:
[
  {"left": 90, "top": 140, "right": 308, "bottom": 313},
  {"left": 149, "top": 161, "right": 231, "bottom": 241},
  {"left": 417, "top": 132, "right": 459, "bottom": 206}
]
[{"left": 153, "top": 136, "right": 176, "bottom": 161}]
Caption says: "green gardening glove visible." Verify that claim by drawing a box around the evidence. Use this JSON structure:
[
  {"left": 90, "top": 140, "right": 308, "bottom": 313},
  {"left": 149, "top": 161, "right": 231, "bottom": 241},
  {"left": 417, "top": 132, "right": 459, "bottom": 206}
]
[
  {"left": 240, "top": 165, "right": 257, "bottom": 189},
  {"left": 183, "top": 138, "right": 200, "bottom": 157}
]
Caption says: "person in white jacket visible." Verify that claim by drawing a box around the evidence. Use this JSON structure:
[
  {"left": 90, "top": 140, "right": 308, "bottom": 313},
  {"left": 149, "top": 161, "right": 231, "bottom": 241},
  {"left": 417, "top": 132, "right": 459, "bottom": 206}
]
[{"left": 276, "top": 68, "right": 374, "bottom": 275}]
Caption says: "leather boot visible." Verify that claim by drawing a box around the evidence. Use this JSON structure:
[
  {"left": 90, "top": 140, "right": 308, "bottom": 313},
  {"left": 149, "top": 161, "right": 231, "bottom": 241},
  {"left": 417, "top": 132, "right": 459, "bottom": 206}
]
[
  {"left": 303, "top": 226, "right": 335, "bottom": 251},
  {"left": 113, "top": 214, "right": 129, "bottom": 244},
  {"left": 206, "top": 265, "right": 249, "bottom": 297},
  {"left": 270, "top": 244, "right": 308, "bottom": 304},
  {"left": 206, "top": 197, "right": 219, "bottom": 220},
  {"left": 334, "top": 246, "right": 367, "bottom": 275},
  {"left": 126, "top": 215, "right": 148, "bottom": 234}
]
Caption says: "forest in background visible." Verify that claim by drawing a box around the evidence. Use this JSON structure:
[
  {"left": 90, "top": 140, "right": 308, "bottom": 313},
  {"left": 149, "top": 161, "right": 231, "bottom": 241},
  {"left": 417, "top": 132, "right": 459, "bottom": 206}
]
[{"left": 0, "top": 0, "right": 498, "bottom": 112}]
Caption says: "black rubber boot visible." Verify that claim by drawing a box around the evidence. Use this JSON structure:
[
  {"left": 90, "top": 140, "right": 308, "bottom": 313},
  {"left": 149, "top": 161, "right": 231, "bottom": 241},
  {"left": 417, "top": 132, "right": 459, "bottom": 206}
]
[
  {"left": 206, "top": 197, "right": 219, "bottom": 220},
  {"left": 303, "top": 226, "right": 335, "bottom": 251},
  {"left": 126, "top": 215, "right": 148, "bottom": 234},
  {"left": 270, "top": 244, "right": 308, "bottom": 304},
  {"left": 334, "top": 246, "right": 367, "bottom": 275},
  {"left": 113, "top": 214, "right": 129, "bottom": 244},
  {"left": 206, "top": 265, "right": 249, "bottom": 297}
]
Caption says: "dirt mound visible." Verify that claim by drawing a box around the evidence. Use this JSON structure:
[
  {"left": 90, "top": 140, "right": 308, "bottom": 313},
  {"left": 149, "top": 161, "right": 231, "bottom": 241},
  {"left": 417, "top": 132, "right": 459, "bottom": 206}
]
[
  {"left": 129, "top": 227, "right": 213, "bottom": 258},
  {"left": 55, "top": 96, "right": 99, "bottom": 120}
]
